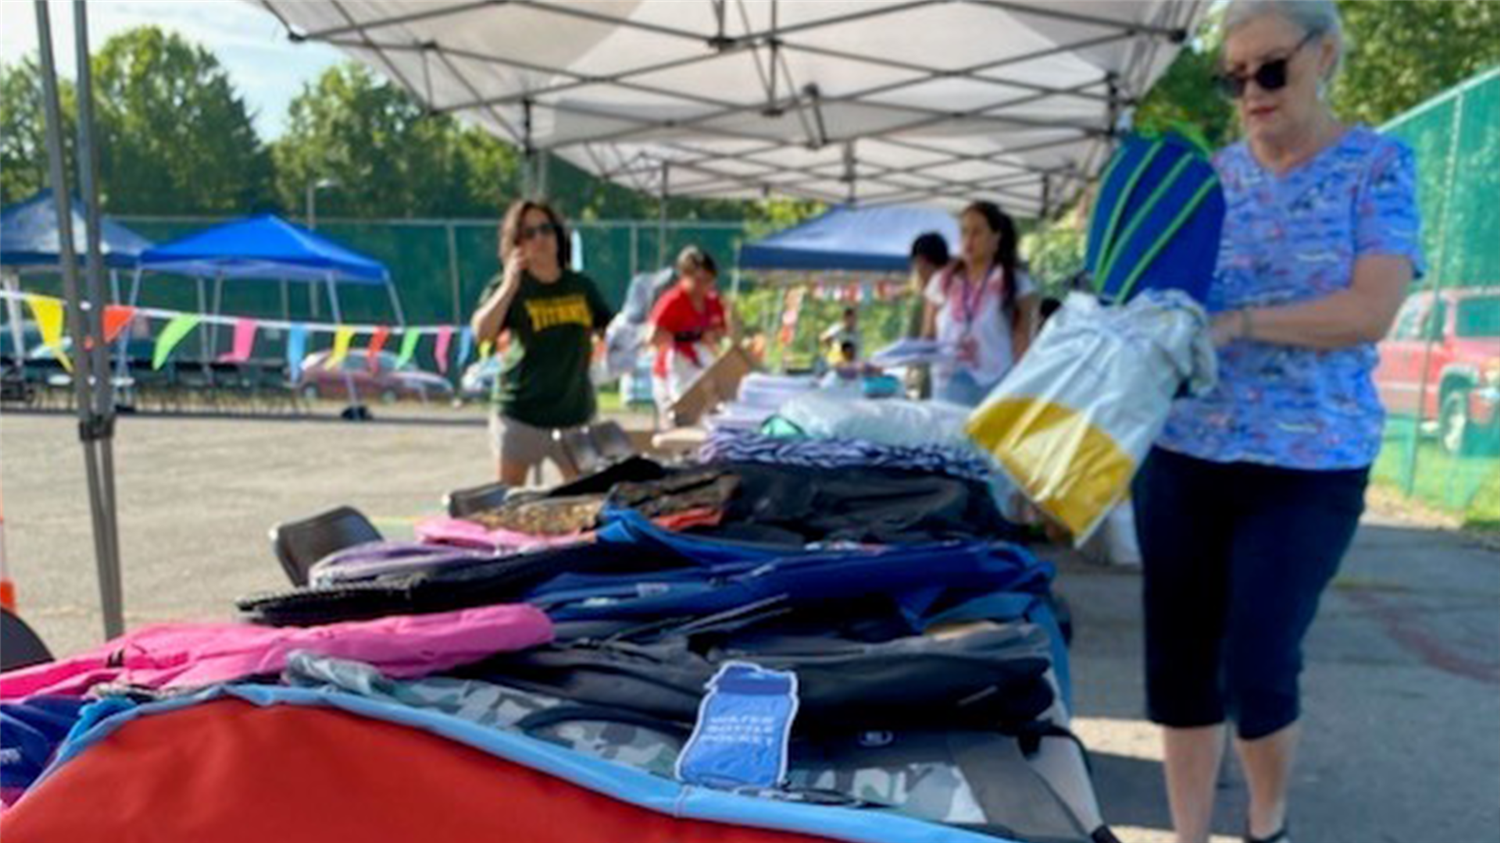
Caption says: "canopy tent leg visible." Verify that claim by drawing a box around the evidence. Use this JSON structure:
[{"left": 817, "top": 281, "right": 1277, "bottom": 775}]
[
  {"left": 108, "top": 269, "right": 133, "bottom": 400},
  {"left": 2, "top": 273, "right": 25, "bottom": 370},
  {"left": 209, "top": 273, "right": 225, "bottom": 360},
  {"left": 36, "top": 0, "right": 124, "bottom": 640},
  {"left": 280, "top": 279, "right": 291, "bottom": 322},
  {"left": 196, "top": 278, "right": 210, "bottom": 360},
  {"left": 386, "top": 283, "right": 407, "bottom": 327},
  {"left": 326, "top": 274, "right": 362, "bottom": 416}
]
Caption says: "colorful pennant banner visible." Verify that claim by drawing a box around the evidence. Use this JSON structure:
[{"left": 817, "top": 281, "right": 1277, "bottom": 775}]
[
  {"left": 367, "top": 326, "right": 391, "bottom": 371},
  {"left": 328, "top": 327, "right": 355, "bottom": 368},
  {"left": 153, "top": 314, "right": 202, "bottom": 370},
  {"left": 286, "top": 326, "right": 309, "bottom": 380},
  {"left": 224, "top": 318, "right": 258, "bottom": 363},
  {"left": 396, "top": 329, "right": 421, "bottom": 368},
  {"left": 24, "top": 294, "right": 71, "bottom": 372},
  {"left": 434, "top": 327, "right": 454, "bottom": 374},
  {"left": 103, "top": 305, "right": 137, "bottom": 343}
]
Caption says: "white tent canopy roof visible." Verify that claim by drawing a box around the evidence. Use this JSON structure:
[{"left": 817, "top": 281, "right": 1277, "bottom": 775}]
[{"left": 258, "top": 0, "right": 1206, "bottom": 215}]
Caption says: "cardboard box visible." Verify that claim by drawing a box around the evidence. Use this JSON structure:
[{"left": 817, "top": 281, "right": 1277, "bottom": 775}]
[{"left": 666, "top": 344, "right": 754, "bottom": 427}]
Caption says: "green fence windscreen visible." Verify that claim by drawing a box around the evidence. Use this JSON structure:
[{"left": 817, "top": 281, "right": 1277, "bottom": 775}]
[{"left": 1373, "top": 68, "right": 1500, "bottom": 526}]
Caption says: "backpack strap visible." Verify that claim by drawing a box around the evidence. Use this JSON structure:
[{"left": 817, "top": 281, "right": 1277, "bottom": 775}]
[{"left": 515, "top": 704, "right": 692, "bottom": 739}]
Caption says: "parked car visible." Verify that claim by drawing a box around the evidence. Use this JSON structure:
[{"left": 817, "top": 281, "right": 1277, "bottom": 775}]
[
  {"left": 297, "top": 350, "right": 454, "bottom": 403},
  {"left": 1375, "top": 287, "right": 1500, "bottom": 454}
]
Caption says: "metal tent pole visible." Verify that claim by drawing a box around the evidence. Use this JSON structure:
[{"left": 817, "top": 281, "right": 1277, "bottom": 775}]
[
  {"left": 3, "top": 274, "right": 25, "bottom": 371},
  {"left": 36, "top": 0, "right": 124, "bottom": 640},
  {"left": 209, "top": 273, "right": 225, "bottom": 358},
  {"left": 196, "top": 278, "right": 210, "bottom": 360},
  {"left": 386, "top": 282, "right": 407, "bottom": 327},
  {"left": 72, "top": 0, "right": 124, "bottom": 640},
  {"left": 326, "top": 274, "right": 361, "bottom": 413}
]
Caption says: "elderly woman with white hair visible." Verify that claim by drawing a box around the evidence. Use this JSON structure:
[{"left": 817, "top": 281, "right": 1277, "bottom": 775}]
[{"left": 1132, "top": 2, "right": 1423, "bottom": 842}]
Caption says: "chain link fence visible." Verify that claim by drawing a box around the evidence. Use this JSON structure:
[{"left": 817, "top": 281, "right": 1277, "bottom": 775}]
[
  {"left": 106, "top": 217, "right": 749, "bottom": 326},
  {"left": 1372, "top": 68, "right": 1500, "bottom": 526}
]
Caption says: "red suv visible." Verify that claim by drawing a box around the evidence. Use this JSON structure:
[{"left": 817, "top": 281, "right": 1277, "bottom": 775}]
[{"left": 1376, "top": 288, "right": 1500, "bottom": 454}]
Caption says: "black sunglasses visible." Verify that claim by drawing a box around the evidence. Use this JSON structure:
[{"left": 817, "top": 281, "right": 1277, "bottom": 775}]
[
  {"left": 518, "top": 222, "right": 559, "bottom": 242},
  {"left": 1215, "top": 32, "right": 1318, "bottom": 99}
]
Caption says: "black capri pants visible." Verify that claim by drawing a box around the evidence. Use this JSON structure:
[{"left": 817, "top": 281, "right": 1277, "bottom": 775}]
[{"left": 1132, "top": 447, "right": 1368, "bottom": 740}]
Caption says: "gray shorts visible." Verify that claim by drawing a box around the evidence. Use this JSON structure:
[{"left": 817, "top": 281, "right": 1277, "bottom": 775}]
[{"left": 490, "top": 413, "right": 557, "bottom": 467}]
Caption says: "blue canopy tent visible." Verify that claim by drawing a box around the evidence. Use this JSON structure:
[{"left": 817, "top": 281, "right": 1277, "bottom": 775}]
[
  {"left": 739, "top": 205, "right": 959, "bottom": 275},
  {"left": 135, "top": 214, "right": 403, "bottom": 365},
  {"left": 1, "top": 189, "right": 156, "bottom": 362},
  {"left": 135, "top": 215, "right": 403, "bottom": 409}
]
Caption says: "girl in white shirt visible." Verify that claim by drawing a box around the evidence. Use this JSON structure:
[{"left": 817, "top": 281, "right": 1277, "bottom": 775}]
[{"left": 922, "top": 201, "right": 1038, "bottom": 406}]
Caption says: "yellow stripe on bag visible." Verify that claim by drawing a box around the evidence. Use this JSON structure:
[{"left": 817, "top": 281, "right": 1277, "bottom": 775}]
[{"left": 967, "top": 398, "right": 1135, "bottom": 538}]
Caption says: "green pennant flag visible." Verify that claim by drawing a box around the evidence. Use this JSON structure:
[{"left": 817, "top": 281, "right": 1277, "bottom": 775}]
[
  {"left": 396, "top": 330, "right": 421, "bottom": 368},
  {"left": 153, "top": 314, "right": 202, "bottom": 370}
]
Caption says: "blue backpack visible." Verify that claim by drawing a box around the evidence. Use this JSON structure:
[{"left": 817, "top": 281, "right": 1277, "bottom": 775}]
[{"left": 1085, "top": 131, "right": 1225, "bottom": 305}]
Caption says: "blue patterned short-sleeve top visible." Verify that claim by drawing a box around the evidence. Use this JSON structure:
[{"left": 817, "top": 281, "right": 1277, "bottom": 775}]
[{"left": 1158, "top": 126, "right": 1424, "bottom": 470}]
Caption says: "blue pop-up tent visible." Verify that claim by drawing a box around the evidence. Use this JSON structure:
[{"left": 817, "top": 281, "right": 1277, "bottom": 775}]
[
  {"left": 739, "top": 205, "right": 959, "bottom": 274},
  {"left": 0, "top": 189, "right": 157, "bottom": 371},
  {"left": 139, "top": 214, "right": 389, "bottom": 285},
  {"left": 135, "top": 214, "right": 403, "bottom": 341},
  {"left": 135, "top": 215, "right": 403, "bottom": 404},
  {"left": 0, "top": 188, "right": 154, "bottom": 271}
]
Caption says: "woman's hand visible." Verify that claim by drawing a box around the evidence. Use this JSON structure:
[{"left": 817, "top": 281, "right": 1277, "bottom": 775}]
[
  {"left": 500, "top": 249, "right": 528, "bottom": 295},
  {"left": 472, "top": 251, "right": 529, "bottom": 341}
]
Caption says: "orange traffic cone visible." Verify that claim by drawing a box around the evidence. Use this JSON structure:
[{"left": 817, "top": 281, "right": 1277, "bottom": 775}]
[{"left": 0, "top": 474, "right": 14, "bottom": 609}]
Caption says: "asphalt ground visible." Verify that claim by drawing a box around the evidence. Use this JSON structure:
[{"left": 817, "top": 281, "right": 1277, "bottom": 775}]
[{"left": 3, "top": 408, "right": 1496, "bottom": 842}]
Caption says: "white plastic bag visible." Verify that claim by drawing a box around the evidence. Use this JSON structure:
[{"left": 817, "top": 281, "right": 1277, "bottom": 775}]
[{"left": 967, "top": 291, "right": 1215, "bottom": 545}]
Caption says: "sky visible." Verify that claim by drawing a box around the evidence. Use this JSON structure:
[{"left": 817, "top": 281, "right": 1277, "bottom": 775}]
[{"left": 0, "top": 0, "right": 346, "bottom": 139}]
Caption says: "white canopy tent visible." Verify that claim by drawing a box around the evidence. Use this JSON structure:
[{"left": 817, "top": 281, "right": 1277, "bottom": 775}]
[
  {"left": 29, "top": 0, "right": 1207, "bottom": 643},
  {"left": 257, "top": 0, "right": 1207, "bottom": 215}
]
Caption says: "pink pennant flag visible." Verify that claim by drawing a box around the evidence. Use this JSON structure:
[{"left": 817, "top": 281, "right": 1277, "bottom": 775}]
[
  {"left": 220, "top": 318, "right": 258, "bottom": 363},
  {"left": 367, "top": 326, "right": 391, "bottom": 372},
  {"left": 434, "top": 326, "right": 454, "bottom": 374}
]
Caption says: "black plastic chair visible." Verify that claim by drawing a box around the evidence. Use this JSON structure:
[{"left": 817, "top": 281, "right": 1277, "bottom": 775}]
[
  {"left": 554, "top": 426, "right": 606, "bottom": 478},
  {"left": 269, "top": 506, "right": 382, "bottom": 586},
  {"left": 1, "top": 607, "right": 54, "bottom": 672},
  {"left": 444, "top": 481, "right": 511, "bottom": 518},
  {"left": 589, "top": 420, "right": 637, "bottom": 462}
]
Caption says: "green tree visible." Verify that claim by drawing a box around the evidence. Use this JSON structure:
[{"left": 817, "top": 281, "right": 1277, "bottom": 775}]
[
  {"left": 273, "top": 63, "right": 519, "bottom": 219},
  {"left": 1133, "top": 39, "right": 1236, "bottom": 151},
  {"left": 0, "top": 58, "right": 71, "bottom": 206},
  {"left": 1332, "top": 0, "right": 1500, "bottom": 126},
  {"left": 2, "top": 60, "right": 49, "bottom": 205},
  {"left": 91, "top": 27, "right": 272, "bottom": 213}
]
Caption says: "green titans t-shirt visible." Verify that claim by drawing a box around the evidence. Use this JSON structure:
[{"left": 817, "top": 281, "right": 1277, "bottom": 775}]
[{"left": 480, "top": 269, "right": 614, "bottom": 428}]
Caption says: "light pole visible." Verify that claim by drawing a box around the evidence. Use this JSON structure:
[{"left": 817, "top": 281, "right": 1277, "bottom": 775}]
[
  {"left": 304, "top": 177, "right": 337, "bottom": 316},
  {"left": 305, "top": 176, "right": 337, "bottom": 230}
]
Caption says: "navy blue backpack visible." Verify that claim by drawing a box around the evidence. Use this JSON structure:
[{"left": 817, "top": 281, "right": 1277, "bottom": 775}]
[{"left": 1085, "top": 131, "right": 1225, "bottom": 305}]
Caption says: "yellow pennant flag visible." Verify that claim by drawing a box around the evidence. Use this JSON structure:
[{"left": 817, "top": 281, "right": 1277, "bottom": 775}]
[
  {"left": 24, "top": 295, "right": 71, "bottom": 372},
  {"left": 327, "top": 327, "right": 355, "bottom": 369},
  {"left": 479, "top": 340, "right": 493, "bottom": 360}
]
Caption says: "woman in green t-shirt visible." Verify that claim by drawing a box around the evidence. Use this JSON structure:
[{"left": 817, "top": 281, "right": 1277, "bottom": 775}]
[{"left": 471, "top": 199, "right": 614, "bottom": 485}]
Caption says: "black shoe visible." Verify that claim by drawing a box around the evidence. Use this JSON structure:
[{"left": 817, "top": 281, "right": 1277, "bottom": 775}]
[{"left": 1245, "top": 826, "right": 1289, "bottom": 843}]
